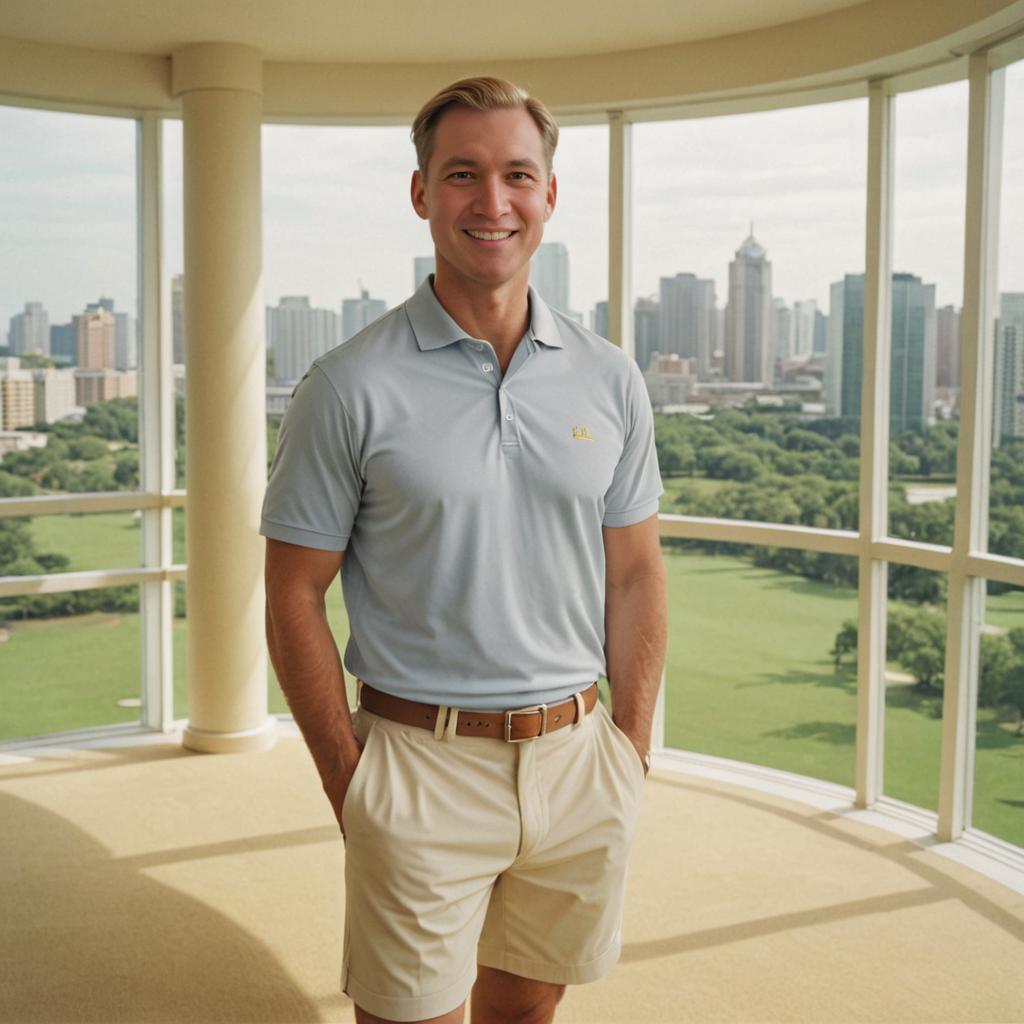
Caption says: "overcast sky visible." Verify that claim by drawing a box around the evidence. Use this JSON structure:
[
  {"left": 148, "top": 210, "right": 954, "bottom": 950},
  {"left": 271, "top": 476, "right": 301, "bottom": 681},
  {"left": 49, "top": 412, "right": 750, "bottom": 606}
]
[{"left": 2, "top": 69, "right": 1022, "bottom": 332}]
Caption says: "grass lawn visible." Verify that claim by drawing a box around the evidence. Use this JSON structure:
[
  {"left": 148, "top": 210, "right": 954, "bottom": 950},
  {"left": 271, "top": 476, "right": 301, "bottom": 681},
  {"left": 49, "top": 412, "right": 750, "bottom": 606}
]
[{"left": 3, "top": 547, "right": 1022, "bottom": 847}]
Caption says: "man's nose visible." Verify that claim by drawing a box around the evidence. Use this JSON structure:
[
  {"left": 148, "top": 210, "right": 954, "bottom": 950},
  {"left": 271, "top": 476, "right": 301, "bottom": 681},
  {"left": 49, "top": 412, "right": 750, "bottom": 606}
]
[{"left": 472, "top": 176, "right": 511, "bottom": 219}]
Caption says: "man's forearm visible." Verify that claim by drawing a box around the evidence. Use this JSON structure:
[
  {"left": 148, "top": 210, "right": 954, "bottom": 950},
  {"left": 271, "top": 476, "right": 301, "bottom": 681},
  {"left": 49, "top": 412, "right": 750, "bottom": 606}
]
[
  {"left": 604, "top": 569, "right": 668, "bottom": 752},
  {"left": 266, "top": 595, "right": 361, "bottom": 788}
]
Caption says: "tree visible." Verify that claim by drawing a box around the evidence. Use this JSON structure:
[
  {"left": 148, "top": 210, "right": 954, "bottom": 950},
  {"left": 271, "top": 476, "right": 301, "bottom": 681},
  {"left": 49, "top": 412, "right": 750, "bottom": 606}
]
[{"left": 831, "top": 620, "right": 858, "bottom": 668}]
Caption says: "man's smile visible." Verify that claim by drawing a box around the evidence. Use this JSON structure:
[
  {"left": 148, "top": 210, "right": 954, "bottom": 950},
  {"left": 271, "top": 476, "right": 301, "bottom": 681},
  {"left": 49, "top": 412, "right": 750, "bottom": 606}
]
[{"left": 464, "top": 229, "right": 516, "bottom": 240}]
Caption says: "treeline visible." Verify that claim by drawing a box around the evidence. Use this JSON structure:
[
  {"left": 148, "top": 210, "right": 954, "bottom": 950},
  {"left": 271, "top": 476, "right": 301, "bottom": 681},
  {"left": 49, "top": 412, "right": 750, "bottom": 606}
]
[
  {"left": 831, "top": 608, "right": 1024, "bottom": 729},
  {"left": 657, "top": 407, "right": 1024, "bottom": 603}
]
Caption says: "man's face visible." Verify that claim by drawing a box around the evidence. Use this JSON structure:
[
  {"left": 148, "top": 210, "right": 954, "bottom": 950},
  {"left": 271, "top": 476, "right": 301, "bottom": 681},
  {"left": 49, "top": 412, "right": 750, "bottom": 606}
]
[{"left": 411, "top": 106, "right": 557, "bottom": 295}]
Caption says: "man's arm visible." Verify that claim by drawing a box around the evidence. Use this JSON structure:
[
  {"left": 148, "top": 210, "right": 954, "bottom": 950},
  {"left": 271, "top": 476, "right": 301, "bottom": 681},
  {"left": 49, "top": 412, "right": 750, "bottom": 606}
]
[
  {"left": 265, "top": 537, "right": 361, "bottom": 832},
  {"left": 603, "top": 513, "right": 668, "bottom": 773}
]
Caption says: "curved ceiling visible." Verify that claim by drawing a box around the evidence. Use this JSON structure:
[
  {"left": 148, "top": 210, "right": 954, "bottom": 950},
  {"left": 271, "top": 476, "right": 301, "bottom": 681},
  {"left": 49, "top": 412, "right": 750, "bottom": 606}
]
[{"left": 0, "top": 0, "right": 866, "bottom": 63}]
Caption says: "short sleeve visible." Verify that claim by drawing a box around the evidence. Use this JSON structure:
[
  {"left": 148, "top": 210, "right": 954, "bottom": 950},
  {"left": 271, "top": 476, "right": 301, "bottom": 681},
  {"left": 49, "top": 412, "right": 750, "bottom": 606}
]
[
  {"left": 259, "top": 364, "right": 362, "bottom": 551},
  {"left": 602, "top": 360, "right": 664, "bottom": 528}
]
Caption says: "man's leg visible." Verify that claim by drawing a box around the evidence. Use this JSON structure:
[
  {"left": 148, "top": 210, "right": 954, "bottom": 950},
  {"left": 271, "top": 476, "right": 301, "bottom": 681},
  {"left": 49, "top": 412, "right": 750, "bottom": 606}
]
[
  {"left": 354, "top": 1002, "right": 466, "bottom": 1024},
  {"left": 470, "top": 965, "right": 566, "bottom": 1024}
]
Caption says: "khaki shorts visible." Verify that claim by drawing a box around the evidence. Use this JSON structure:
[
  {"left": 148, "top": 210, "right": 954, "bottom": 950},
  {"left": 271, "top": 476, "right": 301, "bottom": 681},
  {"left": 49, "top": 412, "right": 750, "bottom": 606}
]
[{"left": 340, "top": 690, "right": 646, "bottom": 1022}]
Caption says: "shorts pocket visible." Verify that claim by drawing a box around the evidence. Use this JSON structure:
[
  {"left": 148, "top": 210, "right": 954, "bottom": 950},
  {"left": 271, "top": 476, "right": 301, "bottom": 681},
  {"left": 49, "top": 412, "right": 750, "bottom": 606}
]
[
  {"left": 600, "top": 703, "right": 646, "bottom": 788},
  {"left": 340, "top": 716, "right": 379, "bottom": 830}
]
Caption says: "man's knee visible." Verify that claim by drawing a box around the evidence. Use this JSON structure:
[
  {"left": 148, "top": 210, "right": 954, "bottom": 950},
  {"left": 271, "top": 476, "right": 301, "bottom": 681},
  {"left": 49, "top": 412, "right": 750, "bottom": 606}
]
[{"left": 472, "top": 965, "right": 566, "bottom": 1023}]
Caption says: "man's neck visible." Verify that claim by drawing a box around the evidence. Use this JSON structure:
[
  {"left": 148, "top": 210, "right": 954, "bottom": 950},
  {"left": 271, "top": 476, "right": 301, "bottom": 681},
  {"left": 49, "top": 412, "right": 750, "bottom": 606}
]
[{"left": 431, "top": 269, "right": 530, "bottom": 369}]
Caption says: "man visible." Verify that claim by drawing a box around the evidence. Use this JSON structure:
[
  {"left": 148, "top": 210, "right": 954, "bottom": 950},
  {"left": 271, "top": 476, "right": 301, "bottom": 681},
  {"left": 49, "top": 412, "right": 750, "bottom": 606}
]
[{"left": 262, "top": 77, "right": 667, "bottom": 1024}]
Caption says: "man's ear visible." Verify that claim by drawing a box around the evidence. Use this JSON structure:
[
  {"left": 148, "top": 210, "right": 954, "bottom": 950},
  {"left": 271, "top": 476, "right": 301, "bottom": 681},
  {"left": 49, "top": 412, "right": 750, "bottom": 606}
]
[
  {"left": 544, "top": 171, "right": 557, "bottom": 223},
  {"left": 411, "top": 169, "right": 428, "bottom": 220}
]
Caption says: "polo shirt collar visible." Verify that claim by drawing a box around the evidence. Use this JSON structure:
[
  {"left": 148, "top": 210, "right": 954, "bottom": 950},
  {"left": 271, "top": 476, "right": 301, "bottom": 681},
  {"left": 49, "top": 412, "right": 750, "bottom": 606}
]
[{"left": 406, "top": 275, "right": 565, "bottom": 352}]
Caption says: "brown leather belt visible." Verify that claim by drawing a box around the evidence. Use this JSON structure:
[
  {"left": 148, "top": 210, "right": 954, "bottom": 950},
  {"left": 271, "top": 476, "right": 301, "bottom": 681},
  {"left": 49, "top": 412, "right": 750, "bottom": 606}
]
[{"left": 357, "top": 681, "right": 600, "bottom": 742}]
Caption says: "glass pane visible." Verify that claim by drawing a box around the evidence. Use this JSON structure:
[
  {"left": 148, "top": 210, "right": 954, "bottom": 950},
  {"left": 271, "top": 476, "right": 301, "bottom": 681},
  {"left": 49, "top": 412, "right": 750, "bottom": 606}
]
[
  {"left": 974, "top": 580, "right": 1024, "bottom": 846},
  {"left": 884, "top": 570, "right": 947, "bottom": 811},
  {"left": 535, "top": 124, "right": 607, "bottom": 331},
  {"left": 990, "top": 59, "right": 1024, "bottom": 560},
  {"left": 662, "top": 541, "right": 858, "bottom": 787},
  {"left": 0, "top": 586, "right": 141, "bottom": 739},
  {"left": 634, "top": 99, "right": 866, "bottom": 524},
  {"left": 0, "top": 104, "right": 139, "bottom": 473},
  {"left": 263, "top": 124, "right": 429, "bottom": 390},
  {"left": 887, "top": 81, "right": 967, "bottom": 546},
  {"left": 29, "top": 511, "right": 142, "bottom": 571}
]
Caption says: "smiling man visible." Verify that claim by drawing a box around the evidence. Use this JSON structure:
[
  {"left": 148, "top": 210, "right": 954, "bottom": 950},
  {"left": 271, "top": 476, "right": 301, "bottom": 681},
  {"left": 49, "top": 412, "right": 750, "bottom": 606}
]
[{"left": 262, "top": 77, "right": 667, "bottom": 1024}]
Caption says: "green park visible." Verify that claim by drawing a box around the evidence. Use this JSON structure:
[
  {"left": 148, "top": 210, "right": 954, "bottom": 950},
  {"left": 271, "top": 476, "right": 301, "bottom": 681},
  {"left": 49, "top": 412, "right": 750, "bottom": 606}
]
[{"left": 0, "top": 399, "right": 1022, "bottom": 847}]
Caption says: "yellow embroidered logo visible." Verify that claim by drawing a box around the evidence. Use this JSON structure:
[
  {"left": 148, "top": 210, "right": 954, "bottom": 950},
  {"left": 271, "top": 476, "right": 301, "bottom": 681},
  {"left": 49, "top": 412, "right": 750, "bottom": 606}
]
[{"left": 572, "top": 425, "right": 594, "bottom": 442}]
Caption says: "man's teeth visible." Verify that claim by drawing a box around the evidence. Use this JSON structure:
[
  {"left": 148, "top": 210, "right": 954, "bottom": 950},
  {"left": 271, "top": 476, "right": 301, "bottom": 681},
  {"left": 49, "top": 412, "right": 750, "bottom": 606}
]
[{"left": 466, "top": 230, "right": 513, "bottom": 240}]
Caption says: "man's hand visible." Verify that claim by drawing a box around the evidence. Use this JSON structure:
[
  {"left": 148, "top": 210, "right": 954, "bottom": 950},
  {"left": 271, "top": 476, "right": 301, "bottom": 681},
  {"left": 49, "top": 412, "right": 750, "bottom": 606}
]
[
  {"left": 603, "top": 513, "right": 667, "bottom": 780},
  {"left": 265, "top": 539, "right": 364, "bottom": 834}
]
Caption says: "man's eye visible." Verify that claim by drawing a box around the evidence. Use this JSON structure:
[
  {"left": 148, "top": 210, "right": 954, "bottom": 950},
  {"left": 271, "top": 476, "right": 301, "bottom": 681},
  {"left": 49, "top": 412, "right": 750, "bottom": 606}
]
[
  {"left": 448, "top": 171, "right": 473, "bottom": 180},
  {"left": 509, "top": 172, "right": 532, "bottom": 181}
]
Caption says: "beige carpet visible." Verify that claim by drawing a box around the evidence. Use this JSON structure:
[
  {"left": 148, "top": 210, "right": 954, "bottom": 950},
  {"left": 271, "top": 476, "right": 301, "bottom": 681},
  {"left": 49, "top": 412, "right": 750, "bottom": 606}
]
[{"left": 1, "top": 734, "right": 1022, "bottom": 1024}]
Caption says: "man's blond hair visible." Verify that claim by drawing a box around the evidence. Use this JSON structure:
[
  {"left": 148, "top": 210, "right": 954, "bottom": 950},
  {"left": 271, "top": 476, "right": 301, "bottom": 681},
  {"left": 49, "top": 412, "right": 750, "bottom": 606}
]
[{"left": 411, "top": 76, "right": 559, "bottom": 179}]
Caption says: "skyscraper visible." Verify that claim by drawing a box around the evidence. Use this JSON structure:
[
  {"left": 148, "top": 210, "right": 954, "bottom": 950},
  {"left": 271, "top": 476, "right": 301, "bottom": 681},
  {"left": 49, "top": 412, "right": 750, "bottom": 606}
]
[
  {"left": 773, "top": 298, "right": 793, "bottom": 363},
  {"left": 792, "top": 299, "right": 818, "bottom": 360},
  {"left": 724, "top": 230, "right": 774, "bottom": 384},
  {"left": 74, "top": 307, "right": 116, "bottom": 369},
  {"left": 890, "top": 272, "right": 936, "bottom": 434},
  {"left": 658, "top": 273, "right": 715, "bottom": 379},
  {"left": 414, "top": 256, "right": 435, "bottom": 291},
  {"left": 8, "top": 302, "right": 49, "bottom": 356},
  {"left": 592, "top": 301, "right": 608, "bottom": 340},
  {"left": 529, "top": 241, "right": 569, "bottom": 313},
  {"left": 993, "top": 293, "right": 1024, "bottom": 445},
  {"left": 634, "top": 297, "right": 661, "bottom": 372},
  {"left": 267, "top": 296, "right": 342, "bottom": 385},
  {"left": 342, "top": 289, "right": 387, "bottom": 342},
  {"left": 826, "top": 272, "right": 935, "bottom": 432},
  {"left": 936, "top": 304, "right": 961, "bottom": 389}
]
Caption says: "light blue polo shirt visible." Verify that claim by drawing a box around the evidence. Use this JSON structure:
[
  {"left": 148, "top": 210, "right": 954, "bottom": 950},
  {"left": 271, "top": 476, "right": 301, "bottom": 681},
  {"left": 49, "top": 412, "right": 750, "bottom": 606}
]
[{"left": 260, "top": 277, "right": 663, "bottom": 710}]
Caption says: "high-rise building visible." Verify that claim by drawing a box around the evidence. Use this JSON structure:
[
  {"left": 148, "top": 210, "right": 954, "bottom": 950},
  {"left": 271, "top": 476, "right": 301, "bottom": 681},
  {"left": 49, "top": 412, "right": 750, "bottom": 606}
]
[
  {"left": 936, "top": 304, "right": 961, "bottom": 389},
  {"left": 592, "top": 301, "right": 608, "bottom": 340},
  {"left": 792, "top": 299, "right": 817, "bottom": 360},
  {"left": 342, "top": 289, "right": 387, "bottom": 342},
  {"left": 0, "top": 360, "right": 36, "bottom": 429},
  {"left": 890, "top": 272, "right": 936, "bottom": 434},
  {"left": 74, "top": 368, "right": 137, "bottom": 406},
  {"left": 813, "top": 309, "right": 828, "bottom": 354},
  {"left": 826, "top": 275, "right": 864, "bottom": 421},
  {"left": 74, "top": 307, "right": 116, "bottom": 369},
  {"left": 773, "top": 298, "right": 793, "bottom": 364},
  {"left": 635, "top": 297, "right": 661, "bottom": 372},
  {"left": 8, "top": 302, "right": 49, "bottom": 356},
  {"left": 267, "top": 296, "right": 342, "bottom": 385},
  {"left": 113, "top": 311, "right": 137, "bottom": 371},
  {"left": 50, "top": 322, "right": 77, "bottom": 365},
  {"left": 33, "top": 367, "right": 78, "bottom": 423},
  {"left": 529, "top": 242, "right": 569, "bottom": 313},
  {"left": 658, "top": 273, "right": 715, "bottom": 379},
  {"left": 172, "top": 274, "right": 185, "bottom": 364},
  {"left": 413, "top": 257, "right": 435, "bottom": 291},
  {"left": 724, "top": 230, "right": 774, "bottom": 384},
  {"left": 826, "top": 271, "right": 935, "bottom": 432},
  {"left": 993, "top": 293, "right": 1024, "bottom": 445}
]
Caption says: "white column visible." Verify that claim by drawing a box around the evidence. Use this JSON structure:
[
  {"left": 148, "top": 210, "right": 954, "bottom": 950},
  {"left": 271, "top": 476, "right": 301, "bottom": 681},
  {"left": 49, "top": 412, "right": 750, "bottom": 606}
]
[
  {"left": 938, "top": 55, "right": 1004, "bottom": 840},
  {"left": 172, "top": 43, "right": 276, "bottom": 754}
]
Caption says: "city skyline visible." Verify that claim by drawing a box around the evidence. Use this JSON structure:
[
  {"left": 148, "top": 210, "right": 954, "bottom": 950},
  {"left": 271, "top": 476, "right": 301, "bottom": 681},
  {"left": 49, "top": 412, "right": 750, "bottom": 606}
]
[{"left": 2, "top": 72, "right": 1022, "bottom": 330}]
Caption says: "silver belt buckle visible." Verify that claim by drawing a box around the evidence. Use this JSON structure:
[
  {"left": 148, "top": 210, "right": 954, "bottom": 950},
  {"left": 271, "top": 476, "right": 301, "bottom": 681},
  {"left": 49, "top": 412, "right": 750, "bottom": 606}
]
[{"left": 505, "top": 703, "right": 548, "bottom": 742}]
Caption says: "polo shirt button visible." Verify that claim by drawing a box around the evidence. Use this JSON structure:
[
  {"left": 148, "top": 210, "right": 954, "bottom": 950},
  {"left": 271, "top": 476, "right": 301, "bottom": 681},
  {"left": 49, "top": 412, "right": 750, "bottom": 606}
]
[
  {"left": 505, "top": 413, "right": 514, "bottom": 421},
  {"left": 482, "top": 362, "right": 493, "bottom": 372}
]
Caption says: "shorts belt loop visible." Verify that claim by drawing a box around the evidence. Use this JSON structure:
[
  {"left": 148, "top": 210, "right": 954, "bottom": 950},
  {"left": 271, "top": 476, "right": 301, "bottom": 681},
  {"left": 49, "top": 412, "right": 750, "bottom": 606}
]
[
  {"left": 433, "top": 705, "right": 450, "bottom": 741},
  {"left": 572, "top": 691, "right": 586, "bottom": 729},
  {"left": 444, "top": 706, "right": 461, "bottom": 742},
  {"left": 356, "top": 678, "right": 364, "bottom": 707}
]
